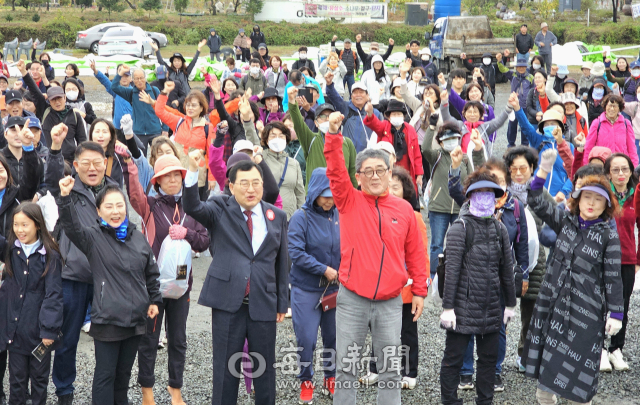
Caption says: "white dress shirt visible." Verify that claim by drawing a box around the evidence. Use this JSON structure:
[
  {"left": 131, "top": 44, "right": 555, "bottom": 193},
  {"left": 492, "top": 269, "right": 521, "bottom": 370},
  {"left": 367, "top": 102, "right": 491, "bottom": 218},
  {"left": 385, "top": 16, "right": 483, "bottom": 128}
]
[{"left": 186, "top": 170, "right": 267, "bottom": 254}]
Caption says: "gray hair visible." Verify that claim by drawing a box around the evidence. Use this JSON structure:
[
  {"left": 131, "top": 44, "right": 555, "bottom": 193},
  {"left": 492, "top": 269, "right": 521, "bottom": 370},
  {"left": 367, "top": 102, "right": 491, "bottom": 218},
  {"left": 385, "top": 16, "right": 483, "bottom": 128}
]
[
  {"left": 356, "top": 148, "right": 390, "bottom": 173},
  {"left": 131, "top": 68, "right": 145, "bottom": 79}
]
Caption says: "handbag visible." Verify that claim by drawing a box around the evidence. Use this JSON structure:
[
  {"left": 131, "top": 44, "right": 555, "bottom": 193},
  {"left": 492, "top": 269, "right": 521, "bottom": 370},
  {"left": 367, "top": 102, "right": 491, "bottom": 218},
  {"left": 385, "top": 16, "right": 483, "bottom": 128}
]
[{"left": 316, "top": 283, "right": 338, "bottom": 312}]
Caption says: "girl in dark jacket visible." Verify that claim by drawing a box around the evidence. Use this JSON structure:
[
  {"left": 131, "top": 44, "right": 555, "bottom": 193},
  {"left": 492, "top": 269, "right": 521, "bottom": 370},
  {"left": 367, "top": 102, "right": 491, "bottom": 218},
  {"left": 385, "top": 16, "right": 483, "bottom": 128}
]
[
  {"left": 121, "top": 152, "right": 209, "bottom": 405},
  {"left": 523, "top": 149, "right": 624, "bottom": 405},
  {"left": 0, "top": 202, "right": 63, "bottom": 405},
  {"left": 56, "top": 181, "right": 162, "bottom": 405},
  {"left": 63, "top": 63, "right": 84, "bottom": 88},
  {"left": 439, "top": 168, "right": 517, "bottom": 405},
  {"left": 525, "top": 70, "right": 549, "bottom": 125},
  {"left": 153, "top": 40, "right": 206, "bottom": 92},
  {"left": 288, "top": 167, "right": 340, "bottom": 402},
  {"left": 89, "top": 119, "right": 124, "bottom": 188},
  {"left": 448, "top": 156, "right": 529, "bottom": 390},
  {"left": 64, "top": 78, "right": 97, "bottom": 127}
]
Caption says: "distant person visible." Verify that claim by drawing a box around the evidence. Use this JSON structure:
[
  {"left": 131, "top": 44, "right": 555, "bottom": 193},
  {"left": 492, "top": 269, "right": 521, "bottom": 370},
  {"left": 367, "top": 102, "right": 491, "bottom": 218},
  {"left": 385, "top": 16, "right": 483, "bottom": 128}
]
[
  {"left": 534, "top": 22, "right": 557, "bottom": 74},
  {"left": 207, "top": 28, "right": 222, "bottom": 62}
]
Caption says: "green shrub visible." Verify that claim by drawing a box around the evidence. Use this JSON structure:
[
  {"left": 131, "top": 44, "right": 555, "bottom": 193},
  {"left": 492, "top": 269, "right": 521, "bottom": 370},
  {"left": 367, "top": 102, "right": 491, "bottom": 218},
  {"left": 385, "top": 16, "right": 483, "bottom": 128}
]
[
  {"left": 32, "top": 13, "right": 40, "bottom": 22},
  {"left": 4, "top": 15, "right": 13, "bottom": 22}
]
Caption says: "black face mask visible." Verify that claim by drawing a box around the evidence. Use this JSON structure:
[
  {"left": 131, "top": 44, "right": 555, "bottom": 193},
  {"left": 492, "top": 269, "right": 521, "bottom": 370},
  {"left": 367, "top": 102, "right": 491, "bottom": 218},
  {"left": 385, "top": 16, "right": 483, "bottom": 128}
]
[{"left": 42, "top": 60, "right": 49, "bottom": 66}]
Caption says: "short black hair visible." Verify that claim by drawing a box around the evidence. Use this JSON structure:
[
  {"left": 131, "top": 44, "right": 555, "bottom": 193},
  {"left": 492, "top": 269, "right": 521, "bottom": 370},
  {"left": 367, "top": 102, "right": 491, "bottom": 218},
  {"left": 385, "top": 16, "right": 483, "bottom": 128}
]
[
  {"left": 548, "top": 101, "right": 566, "bottom": 114},
  {"left": 95, "top": 184, "right": 127, "bottom": 209},
  {"left": 249, "top": 58, "right": 261, "bottom": 66},
  {"left": 410, "top": 40, "right": 420, "bottom": 47},
  {"left": 462, "top": 101, "right": 485, "bottom": 119},
  {"left": 503, "top": 146, "right": 539, "bottom": 183},
  {"left": 229, "top": 160, "right": 263, "bottom": 183},
  {"left": 289, "top": 70, "right": 302, "bottom": 84},
  {"left": 533, "top": 69, "right": 547, "bottom": 81},
  {"left": 450, "top": 69, "right": 467, "bottom": 79},
  {"left": 300, "top": 66, "right": 315, "bottom": 79},
  {"left": 298, "top": 46, "right": 308, "bottom": 53},
  {"left": 573, "top": 164, "right": 603, "bottom": 184},
  {"left": 75, "top": 141, "right": 106, "bottom": 161}
]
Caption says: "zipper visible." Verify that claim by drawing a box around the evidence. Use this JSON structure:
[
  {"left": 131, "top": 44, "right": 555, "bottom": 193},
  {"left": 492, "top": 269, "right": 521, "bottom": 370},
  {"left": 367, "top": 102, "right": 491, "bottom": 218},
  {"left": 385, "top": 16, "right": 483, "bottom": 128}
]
[
  {"left": 101, "top": 281, "right": 105, "bottom": 307},
  {"left": 372, "top": 199, "right": 385, "bottom": 300}
]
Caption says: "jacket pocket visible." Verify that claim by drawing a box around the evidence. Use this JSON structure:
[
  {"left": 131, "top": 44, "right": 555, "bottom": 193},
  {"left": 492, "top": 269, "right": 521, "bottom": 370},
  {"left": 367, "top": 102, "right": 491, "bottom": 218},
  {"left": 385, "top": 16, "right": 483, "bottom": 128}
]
[
  {"left": 209, "top": 265, "right": 231, "bottom": 281},
  {"left": 266, "top": 282, "right": 277, "bottom": 293}
]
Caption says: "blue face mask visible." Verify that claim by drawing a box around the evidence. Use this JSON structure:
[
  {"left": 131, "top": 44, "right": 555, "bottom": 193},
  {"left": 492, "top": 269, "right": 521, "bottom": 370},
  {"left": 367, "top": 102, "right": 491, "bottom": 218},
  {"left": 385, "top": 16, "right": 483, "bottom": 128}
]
[
  {"left": 542, "top": 125, "right": 557, "bottom": 142},
  {"left": 593, "top": 88, "right": 605, "bottom": 100}
]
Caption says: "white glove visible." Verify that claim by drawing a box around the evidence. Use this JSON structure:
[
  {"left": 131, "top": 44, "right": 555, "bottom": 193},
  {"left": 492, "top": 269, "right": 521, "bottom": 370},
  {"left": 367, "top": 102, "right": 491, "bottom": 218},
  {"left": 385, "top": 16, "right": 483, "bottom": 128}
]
[
  {"left": 440, "top": 309, "right": 456, "bottom": 331},
  {"left": 120, "top": 114, "right": 133, "bottom": 136},
  {"left": 503, "top": 307, "right": 516, "bottom": 325},
  {"left": 539, "top": 149, "right": 557, "bottom": 173},
  {"left": 605, "top": 317, "right": 623, "bottom": 336}
]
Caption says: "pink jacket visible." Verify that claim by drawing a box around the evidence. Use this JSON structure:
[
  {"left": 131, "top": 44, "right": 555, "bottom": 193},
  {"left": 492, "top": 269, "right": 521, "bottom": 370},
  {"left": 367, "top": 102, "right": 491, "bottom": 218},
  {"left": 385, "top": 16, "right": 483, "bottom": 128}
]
[{"left": 583, "top": 113, "right": 638, "bottom": 166}]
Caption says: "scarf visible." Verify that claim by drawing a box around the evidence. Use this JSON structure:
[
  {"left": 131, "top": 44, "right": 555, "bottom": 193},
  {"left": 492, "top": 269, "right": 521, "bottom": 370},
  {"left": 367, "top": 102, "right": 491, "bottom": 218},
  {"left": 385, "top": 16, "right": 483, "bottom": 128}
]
[
  {"left": 610, "top": 182, "right": 633, "bottom": 206},
  {"left": 390, "top": 124, "right": 407, "bottom": 161},
  {"left": 469, "top": 191, "right": 496, "bottom": 217},
  {"left": 578, "top": 216, "right": 603, "bottom": 229},
  {"left": 101, "top": 217, "right": 129, "bottom": 242},
  {"left": 55, "top": 106, "right": 71, "bottom": 120},
  {"left": 461, "top": 121, "right": 483, "bottom": 153},
  {"left": 159, "top": 186, "right": 183, "bottom": 202},
  {"left": 508, "top": 181, "right": 529, "bottom": 205},
  {"left": 88, "top": 178, "right": 106, "bottom": 196}
]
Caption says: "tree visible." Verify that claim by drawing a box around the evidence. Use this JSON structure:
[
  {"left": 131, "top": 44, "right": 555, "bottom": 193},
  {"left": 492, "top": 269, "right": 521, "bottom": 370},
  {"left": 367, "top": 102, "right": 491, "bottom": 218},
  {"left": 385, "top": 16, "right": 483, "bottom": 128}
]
[
  {"left": 245, "top": 0, "right": 263, "bottom": 17},
  {"left": 612, "top": 0, "right": 619, "bottom": 22},
  {"left": 141, "top": 0, "right": 162, "bottom": 17},
  {"left": 19, "top": 0, "right": 29, "bottom": 10},
  {"left": 174, "top": 0, "right": 188, "bottom": 21},
  {"left": 77, "top": 0, "right": 93, "bottom": 11},
  {"left": 97, "top": 0, "right": 125, "bottom": 16}
]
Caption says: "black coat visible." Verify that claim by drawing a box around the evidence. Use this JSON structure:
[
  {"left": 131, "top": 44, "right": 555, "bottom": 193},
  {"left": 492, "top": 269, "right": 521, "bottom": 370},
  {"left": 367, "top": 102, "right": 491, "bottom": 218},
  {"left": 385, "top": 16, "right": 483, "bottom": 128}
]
[
  {"left": 151, "top": 78, "right": 186, "bottom": 111},
  {"left": 442, "top": 203, "right": 516, "bottom": 335},
  {"left": 523, "top": 185, "right": 624, "bottom": 403},
  {"left": 525, "top": 87, "right": 543, "bottom": 125},
  {"left": 1, "top": 146, "right": 45, "bottom": 197},
  {"left": 250, "top": 30, "right": 266, "bottom": 51},
  {"left": 0, "top": 148, "right": 40, "bottom": 237},
  {"left": 0, "top": 239, "right": 63, "bottom": 355},
  {"left": 57, "top": 194, "right": 162, "bottom": 329},
  {"left": 291, "top": 59, "right": 316, "bottom": 76},
  {"left": 515, "top": 32, "right": 534, "bottom": 55},
  {"left": 356, "top": 41, "right": 393, "bottom": 72},
  {"left": 214, "top": 97, "right": 246, "bottom": 146},
  {"left": 42, "top": 107, "right": 87, "bottom": 163},
  {"left": 45, "top": 149, "right": 119, "bottom": 284}
]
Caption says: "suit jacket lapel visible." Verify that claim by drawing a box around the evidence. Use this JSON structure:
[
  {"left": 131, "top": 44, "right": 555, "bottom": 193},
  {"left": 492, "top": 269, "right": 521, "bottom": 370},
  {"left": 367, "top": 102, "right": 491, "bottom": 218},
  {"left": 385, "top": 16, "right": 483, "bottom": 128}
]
[
  {"left": 255, "top": 201, "right": 275, "bottom": 257},
  {"left": 228, "top": 197, "right": 253, "bottom": 247}
]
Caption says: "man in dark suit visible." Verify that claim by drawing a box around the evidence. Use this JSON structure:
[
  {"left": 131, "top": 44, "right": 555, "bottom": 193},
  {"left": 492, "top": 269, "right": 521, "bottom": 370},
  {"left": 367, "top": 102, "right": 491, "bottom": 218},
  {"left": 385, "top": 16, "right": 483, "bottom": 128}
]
[{"left": 183, "top": 150, "right": 289, "bottom": 405}]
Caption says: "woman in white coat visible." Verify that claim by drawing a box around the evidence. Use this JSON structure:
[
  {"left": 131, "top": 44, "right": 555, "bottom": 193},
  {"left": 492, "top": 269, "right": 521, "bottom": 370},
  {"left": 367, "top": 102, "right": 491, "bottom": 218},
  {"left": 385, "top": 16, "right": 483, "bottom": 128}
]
[
  {"left": 360, "top": 54, "right": 391, "bottom": 108},
  {"left": 319, "top": 52, "right": 347, "bottom": 97}
]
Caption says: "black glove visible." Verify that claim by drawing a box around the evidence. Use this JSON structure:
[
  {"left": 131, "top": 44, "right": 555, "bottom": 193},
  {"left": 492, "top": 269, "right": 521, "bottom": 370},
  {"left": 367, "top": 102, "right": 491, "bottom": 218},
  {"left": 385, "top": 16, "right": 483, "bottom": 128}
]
[{"left": 429, "top": 113, "right": 440, "bottom": 127}]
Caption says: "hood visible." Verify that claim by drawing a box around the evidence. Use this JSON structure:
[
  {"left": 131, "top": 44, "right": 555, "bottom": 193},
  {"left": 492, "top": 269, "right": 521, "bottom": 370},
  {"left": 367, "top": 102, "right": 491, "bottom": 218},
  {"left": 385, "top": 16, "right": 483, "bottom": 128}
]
[
  {"left": 587, "top": 78, "right": 611, "bottom": 99},
  {"left": 253, "top": 25, "right": 261, "bottom": 32},
  {"left": 303, "top": 167, "right": 332, "bottom": 211},
  {"left": 371, "top": 54, "right": 384, "bottom": 66}
]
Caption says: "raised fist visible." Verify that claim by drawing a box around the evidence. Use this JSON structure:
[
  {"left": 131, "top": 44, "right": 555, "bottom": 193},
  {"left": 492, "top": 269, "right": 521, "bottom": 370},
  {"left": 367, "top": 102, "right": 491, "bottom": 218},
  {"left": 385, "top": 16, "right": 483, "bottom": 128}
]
[
  {"left": 163, "top": 81, "right": 175, "bottom": 93},
  {"left": 356, "top": 34, "right": 362, "bottom": 42}
]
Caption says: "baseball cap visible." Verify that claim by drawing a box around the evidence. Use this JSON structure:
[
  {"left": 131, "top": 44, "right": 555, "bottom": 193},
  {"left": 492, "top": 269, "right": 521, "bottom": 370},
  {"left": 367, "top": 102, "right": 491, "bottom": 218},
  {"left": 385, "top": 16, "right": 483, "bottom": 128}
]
[
  {"left": 232, "top": 139, "right": 255, "bottom": 155},
  {"left": 0, "top": 74, "right": 8, "bottom": 83},
  {"left": 344, "top": 38, "right": 352, "bottom": 44},
  {"left": 315, "top": 103, "right": 335, "bottom": 117},
  {"left": 4, "top": 89, "right": 23, "bottom": 104},
  {"left": 352, "top": 82, "right": 368, "bottom": 93},
  {"left": 541, "top": 22, "right": 548, "bottom": 28},
  {"left": 27, "top": 117, "right": 42, "bottom": 130},
  {"left": 47, "top": 86, "right": 65, "bottom": 100},
  {"left": 258, "top": 43, "right": 267, "bottom": 50},
  {"left": 320, "top": 188, "right": 333, "bottom": 198},
  {"left": 5, "top": 116, "right": 26, "bottom": 131},
  {"left": 156, "top": 65, "right": 167, "bottom": 80}
]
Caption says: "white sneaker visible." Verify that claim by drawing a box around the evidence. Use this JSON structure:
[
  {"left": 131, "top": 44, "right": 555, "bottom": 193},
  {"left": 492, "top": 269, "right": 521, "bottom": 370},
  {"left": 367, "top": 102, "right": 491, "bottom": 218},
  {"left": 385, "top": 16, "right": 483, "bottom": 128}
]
[
  {"left": 81, "top": 322, "right": 91, "bottom": 333},
  {"left": 285, "top": 308, "right": 292, "bottom": 318},
  {"left": 600, "top": 348, "right": 612, "bottom": 372},
  {"left": 358, "top": 372, "right": 379, "bottom": 386},
  {"left": 608, "top": 349, "right": 629, "bottom": 371},
  {"left": 401, "top": 376, "right": 416, "bottom": 390}
]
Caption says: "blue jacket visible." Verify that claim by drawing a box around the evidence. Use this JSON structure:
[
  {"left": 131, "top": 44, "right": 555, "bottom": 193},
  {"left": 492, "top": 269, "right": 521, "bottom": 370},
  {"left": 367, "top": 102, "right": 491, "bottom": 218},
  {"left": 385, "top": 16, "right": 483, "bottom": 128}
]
[
  {"left": 534, "top": 30, "right": 557, "bottom": 55},
  {"left": 110, "top": 74, "right": 168, "bottom": 136},
  {"left": 325, "top": 82, "right": 383, "bottom": 153},
  {"left": 499, "top": 65, "right": 534, "bottom": 108},
  {"left": 0, "top": 239, "right": 63, "bottom": 355},
  {"left": 515, "top": 108, "right": 572, "bottom": 197},
  {"left": 95, "top": 71, "right": 133, "bottom": 130},
  {"left": 282, "top": 74, "right": 325, "bottom": 112},
  {"left": 448, "top": 168, "right": 530, "bottom": 278},
  {"left": 288, "top": 168, "right": 340, "bottom": 292}
]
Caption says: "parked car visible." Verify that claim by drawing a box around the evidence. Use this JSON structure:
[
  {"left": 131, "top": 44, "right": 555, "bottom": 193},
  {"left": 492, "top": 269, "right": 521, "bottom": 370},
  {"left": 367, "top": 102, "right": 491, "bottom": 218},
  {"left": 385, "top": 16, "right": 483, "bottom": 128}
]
[
  {"left": 76, "top": 22, "right": 168, "bottom": 54},
  {"left": 97, "top": 27, "right": 154, "bottom": 58}
]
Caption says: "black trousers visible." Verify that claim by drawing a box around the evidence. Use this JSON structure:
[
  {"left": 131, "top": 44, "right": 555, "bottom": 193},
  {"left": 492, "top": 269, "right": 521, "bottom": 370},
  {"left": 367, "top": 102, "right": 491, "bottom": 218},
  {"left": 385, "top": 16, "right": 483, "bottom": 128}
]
[
  {"left": 518, "top": 298, "right": 536, "bottom": 357},
  {"left": 610, "top": 264, "right": 636, "bottom": 352},
  {"left": 440, "top": 331, "right": 498, "bottom": 405},
  {"left": 8, "top": 350, "right": 50, "bottom": 405},
  {"left": 138, "top": 293, "right": 190, "bottom": 389},
  {"left": 369, "top": 303, "right": 419, "bottom": 378},
  {"left": 0, "top": 350, "right": 6, "bottom": 399},
  {"left": 211, "top": 303, "right": 277, "bottom": 405},
  {"left": 92, "top": 335, "right": 142, "bottom": 405}
]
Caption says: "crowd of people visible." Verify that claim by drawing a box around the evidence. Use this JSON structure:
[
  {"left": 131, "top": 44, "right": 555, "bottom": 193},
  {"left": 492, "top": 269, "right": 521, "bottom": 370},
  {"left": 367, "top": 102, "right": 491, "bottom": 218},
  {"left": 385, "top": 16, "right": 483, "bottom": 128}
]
[{"left": 0, "top": 20, "right": 639, "bottom": 405}]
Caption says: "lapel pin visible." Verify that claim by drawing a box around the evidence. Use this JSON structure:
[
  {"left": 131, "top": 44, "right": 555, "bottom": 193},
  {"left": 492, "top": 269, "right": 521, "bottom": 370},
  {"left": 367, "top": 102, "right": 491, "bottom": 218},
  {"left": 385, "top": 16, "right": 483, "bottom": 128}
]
[{"left": 266, "top": 209, "right": 275, "bottom": 221}]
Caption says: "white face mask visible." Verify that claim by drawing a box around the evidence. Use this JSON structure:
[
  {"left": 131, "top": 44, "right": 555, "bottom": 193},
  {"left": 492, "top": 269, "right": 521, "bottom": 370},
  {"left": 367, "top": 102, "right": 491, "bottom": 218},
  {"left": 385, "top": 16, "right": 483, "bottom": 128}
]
[
  {"left": 557, "top": 74, "right": 566, "bottom": 79},
  {"left": 390, "top": 117, "right": 404, "bottom": 127},
  {"left": 442, "top": 138, "right": 458, "bottom": 152},
  {"left": 299, "top": 53, "right": 307, "bottom": 60},
  {"left": 483, "top": 58, "right": 491, "bottom": 65},
  {"left": 631, "top": 68, "right": 640, "bottom": 77},
  {"left": 66, "top": 90, "right": 79, "bottom": 101},
  {"left": 318, "top": 121, "right": 330, "bottom": 134},
  {"left": 532, "top": 63, "right": 541, "bottom": 70},
  {"left": 370, "top": 50, "right": 378, "bottom": 56},
  {"left": 250, "top": 67, "right": 260, "bottom": 75},
  {"left": 422, "top": 55, "right": 430, "bottom": 61},
  {"left": 268, "top": 138, "right": 286, "bottom": 153}
]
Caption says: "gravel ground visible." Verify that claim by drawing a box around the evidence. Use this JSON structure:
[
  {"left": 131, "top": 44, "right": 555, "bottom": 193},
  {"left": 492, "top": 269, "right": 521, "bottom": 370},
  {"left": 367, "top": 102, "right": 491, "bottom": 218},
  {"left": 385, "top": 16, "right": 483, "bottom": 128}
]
[{"left": 2, "top": 78, "right": 640, "bottom": 404}]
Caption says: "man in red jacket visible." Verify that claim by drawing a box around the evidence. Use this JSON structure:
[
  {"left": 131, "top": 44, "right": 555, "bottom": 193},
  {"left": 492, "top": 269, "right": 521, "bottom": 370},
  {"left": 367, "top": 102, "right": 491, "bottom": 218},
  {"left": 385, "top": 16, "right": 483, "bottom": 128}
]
[{"left": 324, "top": 111, "right": 427, "bottom": 405}]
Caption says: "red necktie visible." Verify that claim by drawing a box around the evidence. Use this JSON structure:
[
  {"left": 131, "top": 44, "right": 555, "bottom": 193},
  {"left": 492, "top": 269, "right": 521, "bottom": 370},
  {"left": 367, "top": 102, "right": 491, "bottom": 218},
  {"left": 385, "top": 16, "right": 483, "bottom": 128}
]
[{"left": 244, "top": 210, "right": 252, "bottom": 296}]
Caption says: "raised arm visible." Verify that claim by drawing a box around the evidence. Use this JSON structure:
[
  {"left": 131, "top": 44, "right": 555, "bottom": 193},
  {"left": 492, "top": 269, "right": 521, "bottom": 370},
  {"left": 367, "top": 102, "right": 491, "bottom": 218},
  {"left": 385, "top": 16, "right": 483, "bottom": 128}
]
[
  {"left": 183, "top": 151, "right": 222, "bottom": 229},
  {"left": 324, "top": 113, "right": 357, "bottom": 213},
  {"left": 154, "top": 87, "right": 181, "bottom": 131},
  {"left": 323, "top": 72, "right": 348, "bottom": 115},
  {"left": 186, "top": 41, "right": 205, "bottom": 75},
  {"left": 527, "top": 150, "right": 567, "bottom": 235},
  {"left": 288, "top": 87, "right": 317, "bottom": 157},
  {"left": 44, "top": 124, "right": 69, "bottom": 197},
  {"left": 121, "top": 156, "right": 151, "bottom": 221},
  {"left": 110, "top": 67, "right": 134, "bottom": 102},
  {"left": 56, "top": 178, "right": 95, "bottom": 257}
]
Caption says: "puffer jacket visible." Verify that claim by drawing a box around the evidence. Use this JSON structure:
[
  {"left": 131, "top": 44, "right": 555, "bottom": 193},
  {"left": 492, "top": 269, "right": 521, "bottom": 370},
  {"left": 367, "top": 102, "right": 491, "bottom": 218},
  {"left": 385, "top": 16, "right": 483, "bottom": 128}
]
[
  {"left": 583, "top": 113, "right": 638, "bottom": 166},
  {"left": 250, "top": 26, "right": 266, "bottom": 50},
  {"left": 57, "top": 194, "right": 163, "bottom": 329},
  {"left": 288, "top": 168, "right": 340, "bottom": 293},
  {"left": 605, "top": 65, "right": 639, "bottom": 103},
  {"left": 585, "top": 78, "right": 611, "bottom": 124},
  {"left": 207, "top": 32, "right": 222, "bottom": 53},
  {"left": 525, "top": 87, "right": 547, "bottom": 125},
  {"left": 324, "top": 133, "right": 428, "bottom": 300},
  {"left": 421, "top": 125, "right": 485, "bottom": 214},
  {"left": 442, "top": 203, "right": 517, "bottom": 335},
  {"left": 0, "top": 239, "right": 63, "bottom": 355},
  {"left": 263, "top": 149, "right": 305, "bottom": 220},
  {"left": 360, "top": 63, "right": 391, "bottom": 103},
  {"left": 498, "top": 62, "right": 534, "bottom": 107},
  {"left": 0, "top": 149, "right": 40, "bottom": 237}
]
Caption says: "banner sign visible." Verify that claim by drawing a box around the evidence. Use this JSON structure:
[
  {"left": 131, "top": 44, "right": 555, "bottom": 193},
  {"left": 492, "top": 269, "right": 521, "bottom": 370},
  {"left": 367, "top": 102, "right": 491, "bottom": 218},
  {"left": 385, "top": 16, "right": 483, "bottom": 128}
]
[
  {"left": 633, "top": 3, "right": 640, "bottom": 18},
  {"left": 304, "top": 2, "right": 385, "bottom": 19}
]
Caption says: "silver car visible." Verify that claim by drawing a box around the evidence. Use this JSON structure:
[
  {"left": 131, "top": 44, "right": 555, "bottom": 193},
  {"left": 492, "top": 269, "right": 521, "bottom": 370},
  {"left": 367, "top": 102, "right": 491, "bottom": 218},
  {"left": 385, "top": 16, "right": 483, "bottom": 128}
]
[
  {"left": 98, "top": 27, "right": 154, "bottom": 58},
  {"left": 75, "top": 22, "right": 167, "bottom": 54}
]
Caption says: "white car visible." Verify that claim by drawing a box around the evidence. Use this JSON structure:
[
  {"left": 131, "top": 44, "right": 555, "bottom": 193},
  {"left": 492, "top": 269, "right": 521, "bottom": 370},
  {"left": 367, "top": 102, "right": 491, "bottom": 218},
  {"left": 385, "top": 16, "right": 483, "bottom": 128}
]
[{"left": 97, "top": 27, "right": 154, "bottom": 58}]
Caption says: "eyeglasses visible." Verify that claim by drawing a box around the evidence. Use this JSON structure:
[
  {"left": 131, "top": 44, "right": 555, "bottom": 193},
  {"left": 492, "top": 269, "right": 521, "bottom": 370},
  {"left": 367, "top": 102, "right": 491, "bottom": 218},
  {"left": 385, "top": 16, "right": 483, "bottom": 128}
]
[
  {"left": 510, "top": 166, "right": 530, "bottom": 174},
  {"left": 185, "top": 103, "right": 201, "bottom": 108},
  {"left": 78, "top": 159, "right": 105, "bottom": 170},
  {"left": 316, "top": 114, "right": 330, "bottom": 122},
  {"left": 359, "top": 168, "right": 388, "bottom": 178},
  {"left": 610, "top": 167, "right": 630, "bottom": 174},
  {"left": 606, "top": 104, "right": 620, "bottom": 109},
  {"left": 235, "top": 179, "right": 263, "bottom": 190}
]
